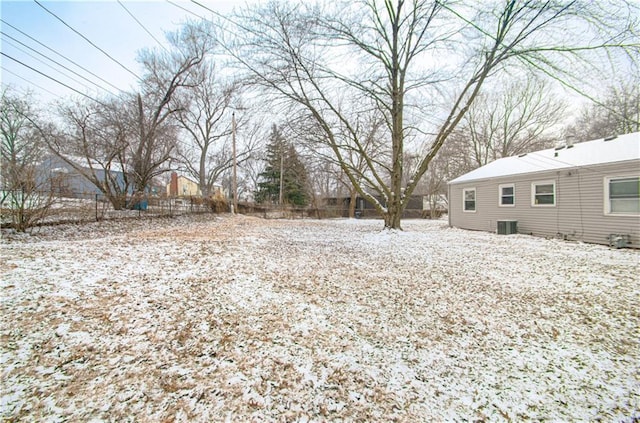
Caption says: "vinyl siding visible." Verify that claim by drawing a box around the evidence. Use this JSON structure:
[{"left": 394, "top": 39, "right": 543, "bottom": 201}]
[{"left": 449, "top": 160, "right": 640, "bottom": 247}]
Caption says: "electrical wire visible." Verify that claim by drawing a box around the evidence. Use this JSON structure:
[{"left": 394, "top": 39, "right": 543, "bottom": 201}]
[
  {"left": 33, "top": 0, "right": 143, "bottom": 82},
  {"left": 190, "top": 0, "right": 226, "bottom": 19},
  {"left": 189, "top": 0, "right": 249, "bottom": 33},
  {"left": 1, "top": 66, "right": 59, "bottom": 97},
  {"left": 190, "top": 0, "right": 217, "bottom": 15},
  {"left": 1, "top": 51, "right": 105, "bottom": 105},
  {"left": 117, "top": 0, "right": 170, "bottom": 53},
  {"left": 0, "top": 19, "right": 123, "bottom": 92},
  {"left": 2, "top": 37, "right": 95, "bottom": 93},
  {"left": 1, "top": 31, "right": 113, "bottom": 94},
  {"left": 166, "top": 0, "right": 206, "bottom": 20}
]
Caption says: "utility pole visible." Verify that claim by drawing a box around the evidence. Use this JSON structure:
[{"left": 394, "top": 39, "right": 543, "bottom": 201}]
[
  {"left": 279, "top": 145, "right": 284, "bottom": 205},
  {"left": 232, "top": 111, "right": 238, "bottom": 213}
]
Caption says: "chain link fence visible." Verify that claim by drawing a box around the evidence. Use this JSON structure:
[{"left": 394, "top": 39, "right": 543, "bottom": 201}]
[
  {"left": 238, "top": 202, "right": 434, "bottom": 220},
  {"left": 0, "top": 190, "right": 225, "bottom": 230},
  {"left": 1, "top": 189, "right": 438, "bottom": 231}
]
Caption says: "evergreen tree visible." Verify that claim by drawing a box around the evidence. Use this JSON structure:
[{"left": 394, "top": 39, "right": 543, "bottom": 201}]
[{"left": 255, "top": 124, "right": 309, "bottom": 206}]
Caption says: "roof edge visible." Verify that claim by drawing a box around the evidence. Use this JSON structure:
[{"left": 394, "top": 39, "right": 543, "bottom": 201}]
[{"left": 448, "top": 157, "right": 640, "bottom": 185}]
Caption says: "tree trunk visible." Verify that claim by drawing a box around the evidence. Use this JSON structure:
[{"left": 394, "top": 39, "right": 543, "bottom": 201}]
[
  {"left": 105, "top": 193, "right": 127, "bottom": 210},
  {"left": 348, "top": 187, "right": 357, "bottom": 218},
  {"left": 383, "top": 204, "right": 403, "bottom": 230},
  {"left": 199, "top": 152, "right": 208, "bottom": 197},
  {"left": 387, "top": 3, "right": 404, "bottom": 231}
]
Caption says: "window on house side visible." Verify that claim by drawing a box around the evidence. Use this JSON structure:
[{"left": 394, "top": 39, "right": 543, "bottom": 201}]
[
  {"left": 532, "top": 181, "right": 555, "bottom": 206},
  {"left": 499, "top": 184, "right": 515, "bottom": 206},
  {"left": 463, "top": 188, "right": 476, "bottom": 212},
  {"left": 607, "top": 176, "right": 640, "bottom": 214}
]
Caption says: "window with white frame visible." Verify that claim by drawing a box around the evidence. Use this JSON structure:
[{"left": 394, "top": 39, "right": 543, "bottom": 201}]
[
  {"left": 463, "top": 188, "right": 476, "bottom": 212},
  {"left": 499, "top": 184, "right": 515, "bottom": 206},
  {"left": 531, "top": 181, "right": 555, "bottom": 206},
  {"left": 605, "top": 176, "right": 639, "bottom": 214}
]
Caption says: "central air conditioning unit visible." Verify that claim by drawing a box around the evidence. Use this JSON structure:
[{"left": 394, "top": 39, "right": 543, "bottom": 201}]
[
  {"left": 497, "top": 220, "right": 517, "bottom": 235},
  {"left": 608, "top": 234, "right": 629, "bottom": 249}
]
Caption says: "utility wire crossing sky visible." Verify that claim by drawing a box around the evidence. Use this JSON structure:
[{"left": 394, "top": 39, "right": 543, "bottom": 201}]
[{"left": 0, "top": 0, "right": 240, "bottom": 104}]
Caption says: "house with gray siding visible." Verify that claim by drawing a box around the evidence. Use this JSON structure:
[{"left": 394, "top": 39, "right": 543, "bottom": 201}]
[
  {"left": 448, "top": 132, "right": 640, "bottom": 248},
  {"left": 39, "top": 155, "right": 132, "bottom": 198}
]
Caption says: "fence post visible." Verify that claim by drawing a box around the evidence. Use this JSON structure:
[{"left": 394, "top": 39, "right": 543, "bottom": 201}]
[{"left": 95, "top": 193, "right": 98, "bottom": 221}]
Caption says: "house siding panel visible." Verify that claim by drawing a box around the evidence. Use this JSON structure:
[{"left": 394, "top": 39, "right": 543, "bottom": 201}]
[
  {"left": 39, "top": 155, "right": 131, "bottom": 197},
  {"left": 449, "top": 160, "right": 640, "bottom": 247}
]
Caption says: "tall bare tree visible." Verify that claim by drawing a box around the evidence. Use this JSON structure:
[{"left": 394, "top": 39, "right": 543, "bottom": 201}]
[
  {"left": 172, "top": 60, "right": 262, "bottom": 197},
  {"left": 1, "top": 88, "right": 42, "bottom": 194},
  {"left": 566, "top": 77, "right": 640, "bottom": 141},
  {"left": 175, "top": 63, "right": 234, "bottom": 196},
  {"left": 44, "top": 21, "right": 215, "bottom": 206},
  {"left": 232, "top": 0, "right": 638, "bottom": 228},
  {"left": 0, "top": 88, "right": 56, "bottom": 230},
  {"left": 50, "top": 96, "right": 132, "bottom": 209},
  {"left": 449, "top": 77, "right": 566, "bottom": 170},
  {"left": 239, "top": 146, "right": 267, "bottom": 203},
  {"left": 292, "top": 106, "right": 388, "bottom": 217},
  {"left": 131, "top": 21, "right": 214, "bottom": 193}
]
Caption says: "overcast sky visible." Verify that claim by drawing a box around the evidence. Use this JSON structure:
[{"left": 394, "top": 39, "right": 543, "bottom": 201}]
[{"left": 0, "top": 0, "right": 242, "bottom": 104}]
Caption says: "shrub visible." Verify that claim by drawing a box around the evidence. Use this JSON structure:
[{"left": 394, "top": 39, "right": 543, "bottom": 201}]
[{"left": 204, "top": 193, "right": 228, "bottom": 213}]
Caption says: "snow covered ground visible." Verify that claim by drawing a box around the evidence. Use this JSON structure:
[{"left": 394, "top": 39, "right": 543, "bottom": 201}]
[{"left": 1, "top": 215, "right": 638, "bottom": 421}]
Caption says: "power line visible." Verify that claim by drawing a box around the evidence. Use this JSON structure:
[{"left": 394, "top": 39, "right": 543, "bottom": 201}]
[
  {"left": 2, "top": 37, "right": 96, "bottom": 93},
  {"left": 189, "top": 0, "right": 248, "bottom": 43},
  {"left": 166, "top": 0, "right": 206, "bottom": 20},
  {"left": 1, "top": 31, "right": 113, "bottom": 94},
  {"left": 190, "top": 0, "right": 243, "bottom": 28},
  {"left": 1, "top": 51, "right": 105, "bottom": 105},
  {"left": 33, "top": 0, "right": 142, "bottom": 82},
  {"left": 190, "top": 0, "right": 221, "bottom": 18},
  {"left": 117, "top": 0, "right": 170, "bottom": 53},
  {"left": 1, "top": 66, "right": 59, "bottom": 97},
  {"left": 0, "top": 19, "right": 123, "bottom": 92}
]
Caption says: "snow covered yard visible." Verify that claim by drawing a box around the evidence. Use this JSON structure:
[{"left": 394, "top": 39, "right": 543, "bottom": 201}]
[{"left": 1, "top": 215, "right": 638, "bottom": 422}]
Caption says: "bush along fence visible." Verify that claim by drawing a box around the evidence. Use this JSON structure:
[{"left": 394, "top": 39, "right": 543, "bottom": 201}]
[{"left": 0, "top": 189, "right": 229, "bottom": 231}]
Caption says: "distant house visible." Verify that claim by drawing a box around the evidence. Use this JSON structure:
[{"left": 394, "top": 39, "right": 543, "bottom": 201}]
[
  {"left": 167, "top": 172, "right": 201, "bottom": 197},
  {"left": 448, "top": 132, "right": 640, "bottom": 248},
  {"left": 39, "top": 155, "right": 131, "bottom": 198},
  {"left": 166, "top": 173, "right": 225, "bottom": 198},
  {"left": 323, "top": 194, "right": 429, "bottom": 218}
]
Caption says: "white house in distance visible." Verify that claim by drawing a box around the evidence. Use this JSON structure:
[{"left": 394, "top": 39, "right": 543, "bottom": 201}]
[{"left": 448, "top": 132, "right": 640, "bottom": 248}]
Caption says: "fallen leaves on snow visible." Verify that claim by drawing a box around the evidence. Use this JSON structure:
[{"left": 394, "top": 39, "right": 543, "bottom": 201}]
[{"left": 1, "top": 215, "right": 638, "bottom": 421}]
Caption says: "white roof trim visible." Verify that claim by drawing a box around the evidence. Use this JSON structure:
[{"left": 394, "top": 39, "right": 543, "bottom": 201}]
[{"left": 449, "top": 132, "right": 640, "bottom": 184}]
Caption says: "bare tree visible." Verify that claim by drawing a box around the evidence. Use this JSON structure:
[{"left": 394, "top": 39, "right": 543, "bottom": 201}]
[
  {"left": 173, "top": 60, "right": 263, "bottom": 198},
  {"left": 44, "top": 21, "right": 215, "bottom": 207},
  {"left": 566, "top": 77, "right": 640, "bottom": 141},
  {"left": 285, "top": 102, "right": 389, "bottom": 217},
  {"left": 1, "top": 88, "right": 42, "bottom": 193},
  {"left": 49, "top": 96, "right": 132, "bottom": 209},
  {"left": 232, "top": 0, "right": 638, "bottom": 229},
  {"left": 130, "top": 21, "right": 214, "bottom": 193},
  {"left": 0, "top": 88, "right": 56, "bottom": 230},
  {"left": 420, "top": 138, "right": 470, "bottom": 218},
  {"left": 449, "top": 77, "right": 566, "bottom": 171},
  {"left": 239, "top": 146, "right": 266, "bottom": 203},
  {"left": 303, "top": 157, "right": 338, "bottom": 210},
  {"left": 175, "top": 62, "right": 235, "bottom": 196}
]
